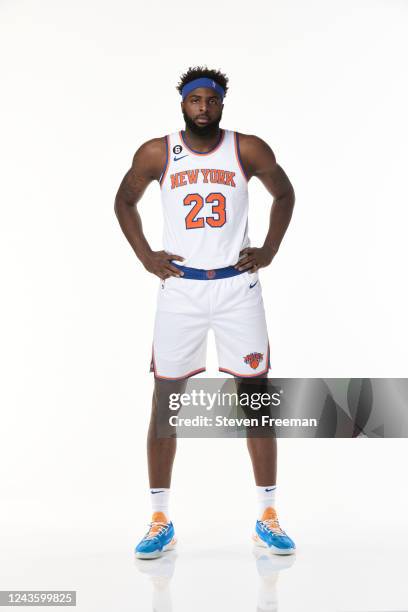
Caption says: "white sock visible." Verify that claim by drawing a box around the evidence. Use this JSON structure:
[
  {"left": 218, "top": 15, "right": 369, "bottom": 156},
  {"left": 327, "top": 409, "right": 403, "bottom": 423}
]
[
  {"left": 256, "top": 485, "right": 277, "bottom": 518},
  {"left": 150, "top": 488, "right": 170, "bottom": 521}
]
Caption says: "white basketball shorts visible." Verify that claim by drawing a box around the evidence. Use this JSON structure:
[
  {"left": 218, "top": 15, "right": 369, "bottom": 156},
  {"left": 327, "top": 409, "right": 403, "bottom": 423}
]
[{"left": 149, "top": 270, "right": 271, "bottom": 379}]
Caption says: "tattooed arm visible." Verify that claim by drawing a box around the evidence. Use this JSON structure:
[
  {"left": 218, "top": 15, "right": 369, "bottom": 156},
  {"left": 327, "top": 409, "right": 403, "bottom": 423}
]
[{"left": 114, "top": 137, "right": 184, "bottom": 279}]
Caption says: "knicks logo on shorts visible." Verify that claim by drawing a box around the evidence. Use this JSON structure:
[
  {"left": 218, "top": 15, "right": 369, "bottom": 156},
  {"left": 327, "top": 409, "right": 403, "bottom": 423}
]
[{"left": 243, "top": 352, "right": 264, "bottom": 369}]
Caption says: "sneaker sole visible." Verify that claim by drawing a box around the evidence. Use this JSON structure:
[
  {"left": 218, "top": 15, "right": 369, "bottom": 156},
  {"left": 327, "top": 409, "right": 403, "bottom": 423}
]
[
  {"left": 252, "top": 534, "right": 296, "bottom": 556},
  {"left": 134, "top": 538, "right": 177, "bottom": 560}
]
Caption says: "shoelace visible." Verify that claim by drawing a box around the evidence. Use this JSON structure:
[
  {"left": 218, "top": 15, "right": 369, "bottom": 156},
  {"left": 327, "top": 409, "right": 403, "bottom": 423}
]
[
  {"left": 262, "top": 518, "right": 285, "bottom": 535},
  {"left": 144, "top": 521, "right": 168, "bottom": 540}
]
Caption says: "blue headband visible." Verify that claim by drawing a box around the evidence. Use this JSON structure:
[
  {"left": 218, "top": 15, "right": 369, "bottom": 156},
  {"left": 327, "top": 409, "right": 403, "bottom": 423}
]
[{"left": 181, "top": 77, "right": 225, "bottom": 101}]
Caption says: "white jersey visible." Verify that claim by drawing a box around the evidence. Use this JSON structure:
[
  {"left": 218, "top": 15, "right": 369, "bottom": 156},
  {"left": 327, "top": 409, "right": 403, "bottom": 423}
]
[{"left": 159, "top": 128, "right": 250, "bottom": 269}]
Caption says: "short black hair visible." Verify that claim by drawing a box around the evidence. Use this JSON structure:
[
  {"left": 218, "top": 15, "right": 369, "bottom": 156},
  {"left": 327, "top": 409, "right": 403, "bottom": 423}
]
[{"left": 176, "top": 66, "right": 229, "bottom": 97}]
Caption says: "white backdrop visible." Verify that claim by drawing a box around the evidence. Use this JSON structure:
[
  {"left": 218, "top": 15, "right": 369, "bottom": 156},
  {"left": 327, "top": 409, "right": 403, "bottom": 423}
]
[{"left": 1, "top": 1, "right": 407, "bottom": 610}]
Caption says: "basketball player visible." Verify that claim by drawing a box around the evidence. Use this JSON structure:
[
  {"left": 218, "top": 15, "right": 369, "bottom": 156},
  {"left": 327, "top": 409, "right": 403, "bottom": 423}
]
[{"left": 114, "top": 67, "right": 296, "bottom": 558}]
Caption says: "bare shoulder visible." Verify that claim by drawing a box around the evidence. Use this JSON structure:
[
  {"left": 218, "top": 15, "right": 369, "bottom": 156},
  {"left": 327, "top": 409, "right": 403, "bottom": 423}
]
[
  {"left": 236, "top": 133, "right": 276, "bottom": 160},
  {"left": 131, "top": 135, "right": 168, "bottom": 182},
  {"left": 235, "top": 133, "right": 277, "bottom": 180},
  {"left": 135, "top": 136, "right": 167, "bottom": 158}
]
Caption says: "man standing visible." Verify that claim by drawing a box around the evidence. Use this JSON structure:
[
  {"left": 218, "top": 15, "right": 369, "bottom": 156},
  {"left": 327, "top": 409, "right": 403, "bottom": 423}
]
[{"left": 115, "top": 66, "right": 296, "bottom": 558}]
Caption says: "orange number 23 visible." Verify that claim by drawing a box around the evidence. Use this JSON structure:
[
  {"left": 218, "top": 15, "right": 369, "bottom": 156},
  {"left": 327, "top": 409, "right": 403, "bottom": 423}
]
[{"left": 184, "top": 192, "right": 226, "bottom": 229}]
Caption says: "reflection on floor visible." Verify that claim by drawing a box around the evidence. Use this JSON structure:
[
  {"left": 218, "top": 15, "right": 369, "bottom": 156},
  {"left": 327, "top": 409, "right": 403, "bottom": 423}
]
[
  {"left": 253, "top": 548, "right": 295, "bottom": 612},
  {"left": 135, "top": 551, "right": 178, "bottom": 612},
  {"left": 135, "top": 547, "right": 296, "bottom": 612}
]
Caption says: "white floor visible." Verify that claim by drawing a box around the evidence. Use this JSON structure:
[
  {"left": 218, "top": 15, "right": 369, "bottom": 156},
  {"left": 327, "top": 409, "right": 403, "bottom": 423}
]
[
  {"left": 1, "top": 500, "right": 408, "bottom": 611},
  {"left": 1, "top": 440, "right": 408, "bottom": 611}
]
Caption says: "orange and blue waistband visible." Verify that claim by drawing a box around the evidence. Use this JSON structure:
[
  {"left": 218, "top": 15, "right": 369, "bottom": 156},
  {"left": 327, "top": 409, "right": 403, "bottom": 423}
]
[{"left": 172, "top": 264, "right": 245, "bottom": 280}]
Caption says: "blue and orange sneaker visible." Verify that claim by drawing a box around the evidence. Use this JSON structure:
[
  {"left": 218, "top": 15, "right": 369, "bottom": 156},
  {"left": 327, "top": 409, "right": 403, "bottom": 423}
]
[
  {"left": 253, "top": 507, "right": 296, "bottom": 555},
  {"left": 135, "top": 512, "right": 177, "bottom": 559}
]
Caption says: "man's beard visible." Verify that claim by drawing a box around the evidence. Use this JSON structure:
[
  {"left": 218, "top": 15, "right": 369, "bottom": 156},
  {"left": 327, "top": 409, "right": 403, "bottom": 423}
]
[{"left": 182, "top": 109, "right": 222, "bottom": 136}]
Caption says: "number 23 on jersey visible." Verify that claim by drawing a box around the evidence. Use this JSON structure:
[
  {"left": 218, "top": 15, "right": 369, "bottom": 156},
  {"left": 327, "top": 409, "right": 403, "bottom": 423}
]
[{"left": 184, "top": 192, "right": 226, "bottom": 229}]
